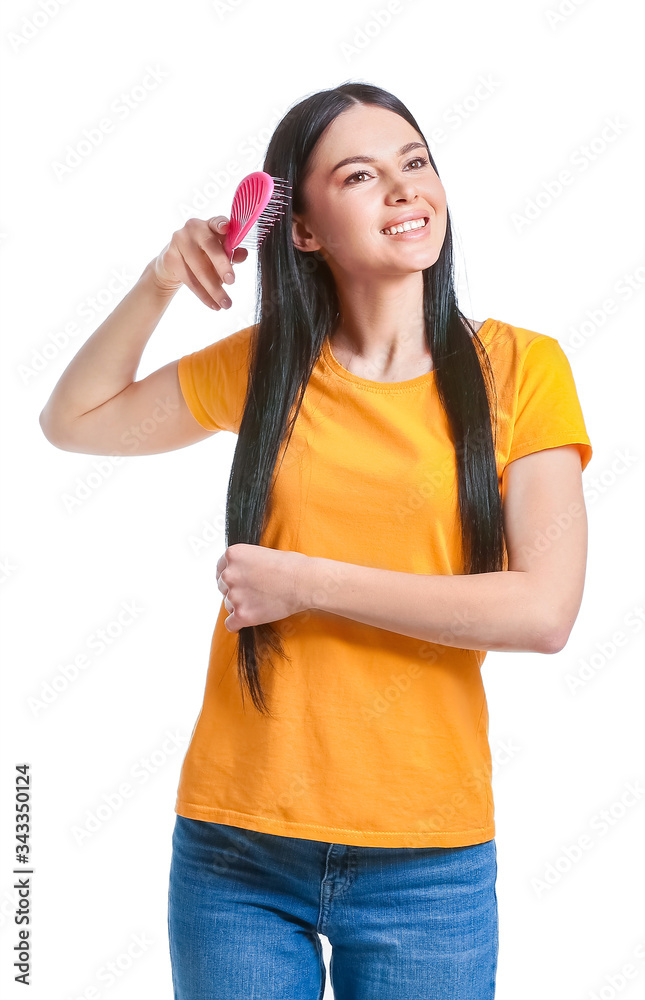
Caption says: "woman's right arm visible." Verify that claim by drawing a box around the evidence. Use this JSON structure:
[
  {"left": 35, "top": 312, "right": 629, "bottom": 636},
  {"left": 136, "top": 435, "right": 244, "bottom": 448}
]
[{"left": 39, "top": 216, "right": 248, "bottom": 456}]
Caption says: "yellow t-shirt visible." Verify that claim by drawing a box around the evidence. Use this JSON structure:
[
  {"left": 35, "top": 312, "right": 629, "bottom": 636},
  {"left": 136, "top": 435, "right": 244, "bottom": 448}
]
[{"left": 174, "top": 317, "right": 593, "bottom": 848}]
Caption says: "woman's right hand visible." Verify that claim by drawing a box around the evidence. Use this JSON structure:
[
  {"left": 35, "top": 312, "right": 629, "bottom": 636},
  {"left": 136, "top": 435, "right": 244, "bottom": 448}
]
[{"left": 151, "top": 216, "right": 249, "bottom": 310}]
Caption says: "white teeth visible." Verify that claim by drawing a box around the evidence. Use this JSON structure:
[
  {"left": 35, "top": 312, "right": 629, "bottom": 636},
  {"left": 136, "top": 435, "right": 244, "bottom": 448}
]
[{"left": 380, "top": 217, "right": 427, "bottom": 235}]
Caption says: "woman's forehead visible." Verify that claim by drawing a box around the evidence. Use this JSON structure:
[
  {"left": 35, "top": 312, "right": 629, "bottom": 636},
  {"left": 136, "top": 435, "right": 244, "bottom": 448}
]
[{"left": 308, "top": 110, "right": 424, "bottom": 173}]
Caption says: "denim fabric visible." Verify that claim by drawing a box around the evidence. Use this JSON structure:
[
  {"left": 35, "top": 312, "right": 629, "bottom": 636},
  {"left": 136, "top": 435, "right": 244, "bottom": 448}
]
[{"left": 168, "top": 814, "right": 498, "bottom": 999}]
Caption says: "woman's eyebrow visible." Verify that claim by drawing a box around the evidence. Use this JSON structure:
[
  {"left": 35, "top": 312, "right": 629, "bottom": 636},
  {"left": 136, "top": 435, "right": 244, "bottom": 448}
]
[{"left": 329, "top": 141, "right": 428, "bottom": 175}]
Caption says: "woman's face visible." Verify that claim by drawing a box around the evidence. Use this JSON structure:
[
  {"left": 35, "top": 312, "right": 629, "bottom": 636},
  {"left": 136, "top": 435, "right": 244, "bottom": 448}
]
[{"left": 292, "top": 104, "right": 448, "bottom": 279}]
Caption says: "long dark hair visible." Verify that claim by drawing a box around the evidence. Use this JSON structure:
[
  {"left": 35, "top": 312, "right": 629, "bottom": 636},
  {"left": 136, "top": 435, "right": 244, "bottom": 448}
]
[{"left": 225, "top": 82, "right": 506, "bottom": 716}]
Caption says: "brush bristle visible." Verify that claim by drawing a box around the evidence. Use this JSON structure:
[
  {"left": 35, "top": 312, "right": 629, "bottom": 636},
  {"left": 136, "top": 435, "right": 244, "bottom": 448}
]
[{"left": 240, "top": 176, "right": 292, "bottom": 248}]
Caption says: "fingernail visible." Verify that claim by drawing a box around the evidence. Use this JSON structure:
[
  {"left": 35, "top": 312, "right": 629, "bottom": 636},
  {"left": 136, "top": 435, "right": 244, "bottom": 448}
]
[{"left": 223, "top": 272, "right": 234, "bottom": 284}]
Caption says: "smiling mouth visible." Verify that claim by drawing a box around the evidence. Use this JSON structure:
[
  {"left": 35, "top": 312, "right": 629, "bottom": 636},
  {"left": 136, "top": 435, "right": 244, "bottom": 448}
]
[{"left": 380, "top": 216, "right": 429, "bottom": 236}]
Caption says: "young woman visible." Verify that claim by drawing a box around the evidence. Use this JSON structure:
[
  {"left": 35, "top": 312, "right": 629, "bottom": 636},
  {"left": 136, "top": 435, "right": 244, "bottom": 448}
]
[{"left": 41, "top": 82, "right": 593, "bottom": 999}]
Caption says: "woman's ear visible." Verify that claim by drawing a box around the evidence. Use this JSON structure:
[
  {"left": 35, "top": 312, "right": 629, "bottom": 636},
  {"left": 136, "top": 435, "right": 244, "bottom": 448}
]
[{"left": 291, "top": 214, "right": 321, "bottom": 253}]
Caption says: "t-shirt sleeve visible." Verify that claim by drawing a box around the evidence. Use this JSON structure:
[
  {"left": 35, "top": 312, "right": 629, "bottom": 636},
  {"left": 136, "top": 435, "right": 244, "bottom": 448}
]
[
  {"left": 176, "top": 326, "right": 253, "bottom": 433},
  {"left": 506, "top": 335, "right": 593, "bottom": 471}
]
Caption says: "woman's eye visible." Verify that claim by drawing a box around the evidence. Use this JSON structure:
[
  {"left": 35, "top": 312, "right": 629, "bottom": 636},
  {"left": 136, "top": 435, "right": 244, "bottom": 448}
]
[
  {"left": 344, "top": 156, "right": 429, "bottom": 185},
  {"left": 346, "top": 169, "right": 370, "bottom": 184}
]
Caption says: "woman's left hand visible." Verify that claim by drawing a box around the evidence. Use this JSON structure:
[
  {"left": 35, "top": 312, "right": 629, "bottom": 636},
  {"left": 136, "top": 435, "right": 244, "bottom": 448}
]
[{"left": 216, "top": 543, "right": 312, "bottom": 633}]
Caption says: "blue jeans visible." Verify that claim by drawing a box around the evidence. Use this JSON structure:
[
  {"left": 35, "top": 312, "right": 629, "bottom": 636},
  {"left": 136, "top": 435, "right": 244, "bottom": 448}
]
[{"left": 167, "top": 814, "right": 498, "bottom": 999}]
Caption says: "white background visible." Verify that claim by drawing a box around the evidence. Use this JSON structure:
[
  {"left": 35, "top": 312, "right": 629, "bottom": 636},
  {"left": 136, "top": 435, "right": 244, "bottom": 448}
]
[{"left": 1, "top": 0, "right": 644, "bottom": 997}]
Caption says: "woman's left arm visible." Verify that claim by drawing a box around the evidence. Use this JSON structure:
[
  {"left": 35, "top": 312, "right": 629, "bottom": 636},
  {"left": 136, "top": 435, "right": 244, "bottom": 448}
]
[
  {"left": 301, "top": 444, "right": 589, "bottom": 654},
  {"left": 218, "top": 444, "right": 588, "bottom": 654}
]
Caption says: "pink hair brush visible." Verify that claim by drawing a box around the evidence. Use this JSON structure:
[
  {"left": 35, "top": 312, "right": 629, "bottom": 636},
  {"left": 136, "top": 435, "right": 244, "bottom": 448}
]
[{"left": 223, "top": 171, "right": 292, "bottom": 262}]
